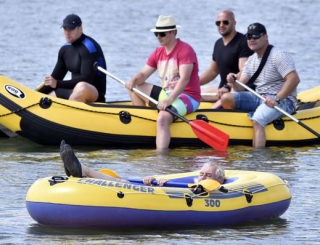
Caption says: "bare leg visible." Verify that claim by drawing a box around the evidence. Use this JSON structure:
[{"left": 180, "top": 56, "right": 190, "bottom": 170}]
[
  {"left": 252, "top": 120, "right": 266, "bottom": 148},
  {"left": 48, "top": 90, "right": 57, "bottom": 97},
  {"left": 156, "top": 111, "right": 173, "bottom": 150},
  {"left": 60, "top": 140, "right": 129, "bottom": 182},
  {"left": 129, "top": 83, "right": 154, "bottom": 106},
  {"left": 201, "top": 86, "right": 219, "bottom": 102},
  {"left": 211, "top": 100, "right": 222, "bottom": 109},
  {"left": 128, "top": 90, "right": 147, "bottom": 106},
  {"left": 69, "top": 82, "right": 98, "bottom": 102},
  {"left": 81, "top": 165, "right": 128, "bottom": 182},
  {"left": 220, "top": 93, "right": 236, "bottom": 109}
]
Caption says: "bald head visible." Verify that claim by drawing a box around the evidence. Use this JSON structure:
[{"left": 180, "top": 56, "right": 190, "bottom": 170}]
[
  {"left": 217, "top": 10, "right": 235, "bottom": 20},
  {"left": 216, "top": 10, "right": 236, "bottom": 37}
]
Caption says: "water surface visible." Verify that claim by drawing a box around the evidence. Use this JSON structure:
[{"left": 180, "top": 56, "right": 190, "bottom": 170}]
[{"left": 1, "top": 0, "right": 320, "bottom": 244}]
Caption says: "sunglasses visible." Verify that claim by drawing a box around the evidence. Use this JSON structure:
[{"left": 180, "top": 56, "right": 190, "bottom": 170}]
[
  {"left": 215, "top": 20, "right": 229, "bottom": 26},
  {"left": 246, "top": 33, "right": 265, "bottom": 40},
  {"left": 154, "top": 32, "right": 167, "bottom": 37}
]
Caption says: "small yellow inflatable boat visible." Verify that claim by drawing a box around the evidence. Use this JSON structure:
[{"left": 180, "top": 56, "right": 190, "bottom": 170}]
[{"left": 26, "top": 170, "right": 291, "bottom": 228}]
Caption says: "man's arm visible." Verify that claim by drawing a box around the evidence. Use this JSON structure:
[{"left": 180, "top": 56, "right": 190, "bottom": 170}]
[
  {"left": 125, "top": 64, "right": 156, "bottom": 90},
  {"left": 226, "top": 73, "right": 249, "bottom": 91},
  {"left": 277, "top": 71, "right": 300, "bottom": 100},
  {"left": 200, "top": 60, "right": 219, "bottom": 86},
  {"left": 236, "top": 57, "right": 249, "bottom": 79}
]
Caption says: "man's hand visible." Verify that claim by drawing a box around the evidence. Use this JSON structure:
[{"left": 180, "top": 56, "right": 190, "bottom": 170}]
[{"left": 44, "top": 76, "right": 57, "bottom": 88}]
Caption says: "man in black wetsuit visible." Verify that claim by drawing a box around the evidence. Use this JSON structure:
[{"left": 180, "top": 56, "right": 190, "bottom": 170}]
[
  {"left": 200, "top": 10, "right": 253, "bottom": 108},
  {"left": 41, "top": 14, "right": 107, "bottom": 102}
]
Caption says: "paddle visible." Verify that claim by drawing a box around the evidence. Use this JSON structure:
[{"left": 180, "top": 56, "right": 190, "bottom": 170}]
[
  {"left": 35, "top": 82, "right": 45, "bottom": 91},
  {"left": 95, "top": 64, "right": 229, "bottom": 151},
  {"left": 35, "top": 81, "right": 54, "bottom": 94},
  {"left": 99, "top": 169, "right": 120, "bottom": 178},
  {"left": 234, "top": 79, "right": 320, "bottom": 138},
  {"left": 98, "top": 169, "right": 220, "bottom": 191}
]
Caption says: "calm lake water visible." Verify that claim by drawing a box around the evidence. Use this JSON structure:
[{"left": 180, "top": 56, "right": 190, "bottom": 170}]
[{"left": 1, "top": 0, "right": 320, "bottom": 244}]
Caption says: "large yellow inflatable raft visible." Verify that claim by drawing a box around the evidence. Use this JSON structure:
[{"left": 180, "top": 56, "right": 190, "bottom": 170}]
[{"left": 1, "top": 75, "right": 320, "bottom": 147}]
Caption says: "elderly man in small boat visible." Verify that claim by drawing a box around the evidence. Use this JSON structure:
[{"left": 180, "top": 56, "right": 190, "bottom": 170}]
[{"left": 60, "top": 140, "right": 225, "bottom": 185}]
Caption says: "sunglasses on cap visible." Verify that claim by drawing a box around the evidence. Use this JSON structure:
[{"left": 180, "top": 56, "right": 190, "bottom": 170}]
[
  {"left": 246, "top": 33, "right": 265, "bottom": 40},
  {"left": 154, "top": 32, "right": 167, "bottom": 37},
  {"left": 215, "top": 20, "right": 229, "bottom": 26}
]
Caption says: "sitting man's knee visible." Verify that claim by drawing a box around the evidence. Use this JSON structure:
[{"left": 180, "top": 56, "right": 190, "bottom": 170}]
[
  {"left": 220, "top": 93, "right": 234, "bottom": 109},
  {"left": 252, "top": 120, "right": 263, "bottom": 129},
  {"left": 74, "top": 82, "right": 88, "bottom": 92},
  {"left": 157, "top": 112, "right": 173, "bottom": 126}
]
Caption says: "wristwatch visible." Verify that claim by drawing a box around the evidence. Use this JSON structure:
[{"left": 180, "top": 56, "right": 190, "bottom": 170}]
[
  {"left": 274, "top": 95, "right": 281, "bottom": 104},
  {"left": 224, "top": 84, "right": 231, "bottom": 92}
]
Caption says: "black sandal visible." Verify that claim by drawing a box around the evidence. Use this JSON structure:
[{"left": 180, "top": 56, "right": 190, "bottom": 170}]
[{"left": 60, "top": 140, "right": 82, "bottom": 178}]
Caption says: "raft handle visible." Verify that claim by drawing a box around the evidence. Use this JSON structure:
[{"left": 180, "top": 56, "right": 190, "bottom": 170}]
[
  {"left": 219, "top": 186, "right": 228, "bottom": 193},
  {"left": 244, "top": 190, "right": 253, "bottom": 203},
  {"left": 48, "top": 176, "right": 68, "bottom": 186},
  {"left": 184, "top": 194, "right": 193, "bottom": 207}
]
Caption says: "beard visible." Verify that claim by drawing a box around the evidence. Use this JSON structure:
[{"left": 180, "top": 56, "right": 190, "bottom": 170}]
[{"left": 220, "top": 29, "right": 232, "bottom": 37}]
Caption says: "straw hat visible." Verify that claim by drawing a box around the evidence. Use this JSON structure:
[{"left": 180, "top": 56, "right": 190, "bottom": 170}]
[{"left": 150, "top": 15, "right": 181, "bottom": 32}]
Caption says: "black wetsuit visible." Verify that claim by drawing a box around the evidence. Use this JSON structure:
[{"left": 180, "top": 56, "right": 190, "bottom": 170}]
[
  {"left": 44, "top": 34, "right": 107, "bottom": 102},
  {"left": 212, "top": 32, "right": 253, "bottom": 88}
]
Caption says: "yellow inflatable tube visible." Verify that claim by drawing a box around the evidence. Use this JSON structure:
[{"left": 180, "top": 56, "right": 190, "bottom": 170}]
[{"left": 26, "top": 170, "right": 291, "bottom": 228}]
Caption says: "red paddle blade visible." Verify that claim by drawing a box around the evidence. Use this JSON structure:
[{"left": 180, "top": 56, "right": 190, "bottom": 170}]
[{"left": 189, "top": 120, "right": 229, "bottom": 151}]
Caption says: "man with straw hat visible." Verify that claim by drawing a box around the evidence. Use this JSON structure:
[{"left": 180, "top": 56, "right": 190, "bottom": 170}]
[{"left": 125, "top": 15, "right": 201, "bottom": 152}]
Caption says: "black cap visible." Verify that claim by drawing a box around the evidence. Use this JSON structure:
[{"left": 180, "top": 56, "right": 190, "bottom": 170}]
[
  {"left": 61, "top": 14, "right": 82, "bottom": 29},
  {"left": 246, "top": 23, "right": 267, "bottom": 35}
]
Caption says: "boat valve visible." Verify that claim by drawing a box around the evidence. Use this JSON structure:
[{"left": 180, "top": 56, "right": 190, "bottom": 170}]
[
  {"left": 273, "top": 118, "right": 285, "bottom": 130},
  {"left": 117, "top": 191, "right": 124, "bottom": 198},
  {"left": 39, "top": 97, "right": 52, "bottom": 109},
  {"left": 196, "top": 114, "right": 209, "bottom": 122},
  {"left": 119, "top": 111, "right": 132, "bottom": 124}
]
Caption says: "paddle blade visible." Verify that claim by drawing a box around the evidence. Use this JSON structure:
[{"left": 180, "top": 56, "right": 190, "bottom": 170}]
[
  {"left": 189, "top": 120, "right": 229, "bottom": 151},
  {"left": 188, "top": 179, "right": 221, "bottom": 191},
  {"left": 99, "top": 169, "right": 121, "bottom": 178}
]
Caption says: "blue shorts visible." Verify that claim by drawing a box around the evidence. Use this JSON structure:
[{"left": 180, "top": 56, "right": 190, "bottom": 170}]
[
  {"left": 150, "top": 85, "right": 200, "bottom": 116},
  {"left": 234, "top": 92, "right": 295, "bottom": 127}
]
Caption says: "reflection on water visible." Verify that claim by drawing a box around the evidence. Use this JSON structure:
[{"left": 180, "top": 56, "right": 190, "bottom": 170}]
[{"left": 26, "top": 217, "right": 288, "bottom": 239}]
